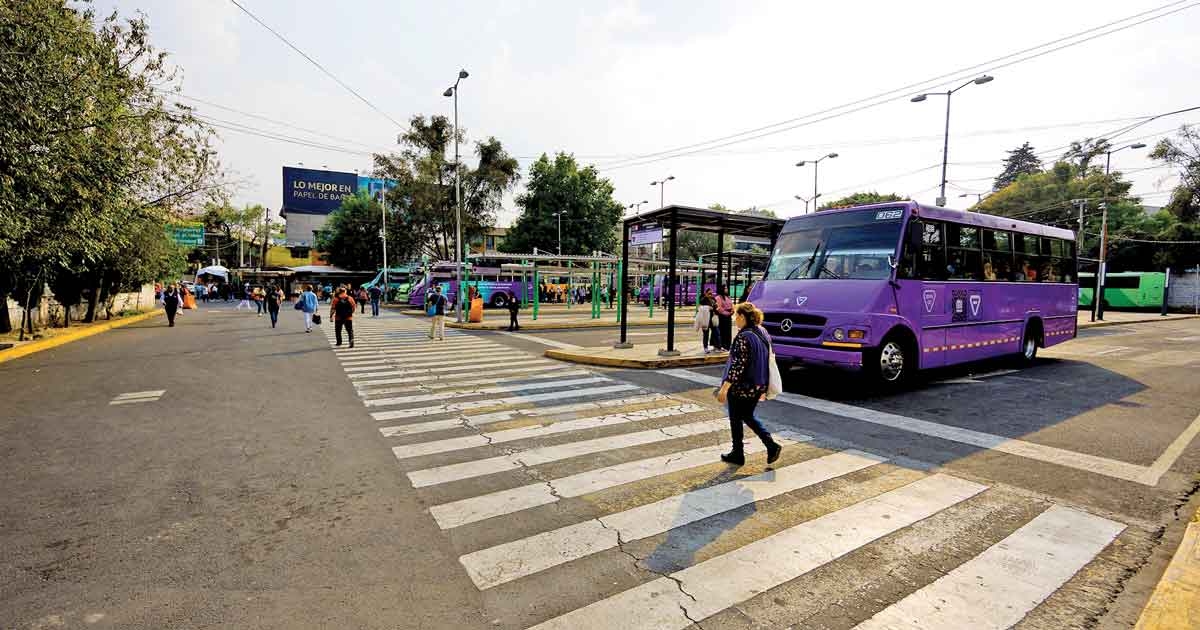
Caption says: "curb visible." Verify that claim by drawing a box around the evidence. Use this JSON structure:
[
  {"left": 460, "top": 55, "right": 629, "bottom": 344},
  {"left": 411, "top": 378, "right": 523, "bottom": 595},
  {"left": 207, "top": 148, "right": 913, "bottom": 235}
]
[
  {"left": 449, "top": 319, "right": 668, "bottom": 331},
  {"left": 544, "top": 348, "right": 728, "bottom": 369},
  {"left": 0, "top": 309, "right": 162, "bottom": 365},
  {"left": 1134, "top": 507, "right": 1200, "bottom": 629},
  {"left": 1078, "top": 314, "right": 1200, "bottom": 330}
]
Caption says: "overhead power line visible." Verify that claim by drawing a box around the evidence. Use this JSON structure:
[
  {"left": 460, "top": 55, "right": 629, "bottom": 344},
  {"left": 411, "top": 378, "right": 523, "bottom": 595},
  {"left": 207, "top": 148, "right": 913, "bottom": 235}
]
[
  {"left": 227, "top": 0, "right": 405, "bottom": 128},
  {"left": 596, "top": 1, "right": 1198, "bottom": 172}
]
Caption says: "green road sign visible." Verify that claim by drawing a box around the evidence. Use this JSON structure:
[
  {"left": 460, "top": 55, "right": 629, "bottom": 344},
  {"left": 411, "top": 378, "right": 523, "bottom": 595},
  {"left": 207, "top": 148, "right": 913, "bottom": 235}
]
[{"left": 170, "top": 224, "right": 204, "bottom": 247}]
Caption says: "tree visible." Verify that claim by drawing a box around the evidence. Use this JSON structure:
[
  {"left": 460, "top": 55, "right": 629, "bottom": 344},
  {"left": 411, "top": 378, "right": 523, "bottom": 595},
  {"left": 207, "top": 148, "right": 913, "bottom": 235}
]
[
  {"left": 316, "top": 193, "right": 420, "bottom": 270},
  {"left": 500, "top": 153, "right": 624, "bottom": 255},
  {"left": 818, "top": 191, "right": 905, "bottom": 211},
  {"left": 373, "top": 115, "right": 520, "bottom": 261},
  {"left": 1063, "top": 138, "right": 1111, "bottom": 175},
  {"left": 993, "top": 142, "right": 1043, "bottom": 191},
  {"left": 1150, "top": 125, "right": 1200, "bottom": 222}
]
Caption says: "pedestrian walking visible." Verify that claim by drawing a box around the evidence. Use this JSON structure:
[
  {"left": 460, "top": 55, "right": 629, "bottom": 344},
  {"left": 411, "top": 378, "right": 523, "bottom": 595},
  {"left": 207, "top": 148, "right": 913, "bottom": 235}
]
[
  {"left": 236, "top": 284, "right": 252, "bottom": 311},
  {"left": 331, "top": 287, "right": 356, "bottom": 348},
  {"left": 715, "top": 302, "right": 781, "bottom": 467},
  {"left": 426, "top": 284, "right": 447, "bottom": 340},
  {"left": 368, "top": 283, "right": 383, "bottom": 317},
  {"left": 162, "top": 285, "right": 180, "bottom": 327},
  {"left": 506, "top": 291, "right": 521, "bottom": 331},
  {"left": 695, "top": 288, "right": 718, "bottom": 353},
  {"left": 715, "top": 286, "right": 734, "bottom": 351},
  {"left": 357, "top": 286, "right": 369, "bottom": 315},
  {"left": 253, "top": 286, "right": 265, "bottom": 316},
  {"left": 265, "top": 284, "right": 283, "bottom": 328},
  {"left": 299, "top": 284, "right": 319, "bottom": 332}
]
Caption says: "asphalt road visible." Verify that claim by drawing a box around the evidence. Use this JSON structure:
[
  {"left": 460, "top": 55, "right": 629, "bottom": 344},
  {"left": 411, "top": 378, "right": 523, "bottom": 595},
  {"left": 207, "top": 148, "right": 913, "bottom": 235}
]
[{"left": 3, "top": 306, "right": 1198, "bottom": 629}]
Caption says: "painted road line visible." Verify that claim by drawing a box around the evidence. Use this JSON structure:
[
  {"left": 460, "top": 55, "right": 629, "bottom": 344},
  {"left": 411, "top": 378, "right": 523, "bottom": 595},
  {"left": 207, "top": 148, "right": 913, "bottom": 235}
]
[
  {"left": 464, "top": 393, "right": 669, "bottom": 424},
  {"left": 384, "top": 399, "right": 693, "bottom": 453},
  {"left": 372, "top": 384, "right": 641, "bottom": 422},
  {"left": 855, "top": 504, "right": 1123, "bottom": 630},
  {"left": 1144, "top": 411, "right": 1200, "bottom": 486},
  {"left": 493, "top": 330, "right": 582, "bottom": 350},
  {"left": 353, "top": 364, "right": 567, "bottom": 388},
  {"left": 354, "top": 369, "right": 594, "bottom": 397},
  {"left": 666, "top": 369, "right": 1158, "bottom": 486},
  {"left": 342, "top": 352, "right": 513, "bottom": 371},
  {"left": 349, "top": 358, "right": 553, "bottom": 380},
  {"left": 527, "top": 474, "right": 986, "bottom": 630},
  {"left": 364, "top": 376, "right": 611, "bottom": 408},
  {"left": 460, "top": 449, "right": 886, "bottom": 589},
  {"left": 407, "top": 419, "right": 730, "bottom": 488},
  {"left": 429, "top": 436, "right": 811, "bottom": 530},
  {"left": 336, "top": 341, "right": 502, "bottom": 356},
  {"left": 109, "top": 390, "right": 167, "bottom": 405}
]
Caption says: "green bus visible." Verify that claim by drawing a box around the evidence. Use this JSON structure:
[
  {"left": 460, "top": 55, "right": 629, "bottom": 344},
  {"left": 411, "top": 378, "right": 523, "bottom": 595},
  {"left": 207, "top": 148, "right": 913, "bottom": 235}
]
[{"left": 1078, "top": 271, "right": 1166, "bottom": 309}]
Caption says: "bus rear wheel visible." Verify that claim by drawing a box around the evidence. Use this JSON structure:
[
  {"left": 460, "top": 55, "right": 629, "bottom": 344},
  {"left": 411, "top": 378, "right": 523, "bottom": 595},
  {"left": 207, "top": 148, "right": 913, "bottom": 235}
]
[
  {"left": 1015, "top": 321, "right": 1041, "bottom": 366},
  {"left": 491, "top": 293, "right": 509, "bottom": 309}
]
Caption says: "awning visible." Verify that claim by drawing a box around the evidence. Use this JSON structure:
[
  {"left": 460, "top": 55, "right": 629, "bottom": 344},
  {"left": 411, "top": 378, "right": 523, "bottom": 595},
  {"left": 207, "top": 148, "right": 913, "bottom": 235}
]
[{"left": 194, "top": 265, "right": 229, "bottom": 280}]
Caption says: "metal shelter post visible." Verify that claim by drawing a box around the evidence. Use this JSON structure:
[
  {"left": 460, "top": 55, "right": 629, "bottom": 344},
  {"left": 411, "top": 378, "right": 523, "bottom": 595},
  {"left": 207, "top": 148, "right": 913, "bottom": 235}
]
[
  {"left": 615, "top": 221, "right": 632, "bottom": 348},
  {"left": 716, "top": 230, "right": 725, "bottom": 291},
  {"left": 660, "top": 208, "right": 680, "bottom": 356}
]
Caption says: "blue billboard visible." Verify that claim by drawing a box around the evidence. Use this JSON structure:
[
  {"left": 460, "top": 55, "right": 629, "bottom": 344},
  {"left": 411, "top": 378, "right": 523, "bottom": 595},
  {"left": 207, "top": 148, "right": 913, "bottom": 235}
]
[
  {"left": 282, "top": 166, "right": 358, "bottom": 215},
  {"left": 357, "top": 175, "right": 398, "bottom": 203}
]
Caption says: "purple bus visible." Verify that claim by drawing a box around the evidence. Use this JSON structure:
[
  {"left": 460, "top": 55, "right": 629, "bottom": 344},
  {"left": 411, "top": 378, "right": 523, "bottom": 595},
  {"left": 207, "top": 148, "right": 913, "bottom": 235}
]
[
  {"left": 408, "top": 262, "right": 532, "bottom": 309},
  {"left": 751, "top": 202, "right": 1077, "bottom": 384}
]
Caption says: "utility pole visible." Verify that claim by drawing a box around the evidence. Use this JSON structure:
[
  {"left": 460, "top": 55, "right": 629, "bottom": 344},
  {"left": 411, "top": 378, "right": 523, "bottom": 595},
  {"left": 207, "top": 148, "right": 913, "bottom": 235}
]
[
  {"left": 1094, "top": 142, "right": 1146, "bottom": 321},
  {"left": 444, "top": 69, "right": 469, "bottom": 322},
  {"left": 381, "top": 192, "right": 389, "bottom": 304}
]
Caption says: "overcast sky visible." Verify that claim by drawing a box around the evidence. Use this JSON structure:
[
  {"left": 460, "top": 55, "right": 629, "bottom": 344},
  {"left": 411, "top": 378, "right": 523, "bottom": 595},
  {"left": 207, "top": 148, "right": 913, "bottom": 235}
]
[{"left": 95, "top": 0, "right": 1199, "bottom": 226}]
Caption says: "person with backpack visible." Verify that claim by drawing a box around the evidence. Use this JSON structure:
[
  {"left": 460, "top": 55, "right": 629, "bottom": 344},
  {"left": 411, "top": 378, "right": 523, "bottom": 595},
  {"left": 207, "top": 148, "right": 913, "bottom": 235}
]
[
  {"left": 368, "top": 283, "right": 383, "bottom": 317},
  {"left": 162, "top": 285, "right": 181, "bottom": 327},
  {"left": 357, "top": 286, "right": 369, "bottom": 315},
  {"left": 265, "top": 284, "right": 283, "bottom": 329},
  {"left": 299, "top": 284, "right": 319, "bottom": 332},
  {"left": 715, "top": 302, "right": 781, "bottom": 467},
  {"left": 330, "top": 287, "right": 356, "bottom": 347},
  {"left": 426, "top": 284, "right": 447, "bottom": 341}
]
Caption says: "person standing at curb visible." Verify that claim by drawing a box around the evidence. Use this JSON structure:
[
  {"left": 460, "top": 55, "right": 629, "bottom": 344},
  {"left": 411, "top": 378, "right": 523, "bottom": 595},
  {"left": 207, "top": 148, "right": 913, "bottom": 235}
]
[
  {"left": 715, "top": 286, "right": 734, "bottom": 351},
  {"left": 265, "top": 284, "right": 283, "bottom": 329},
  {"left": 426, "top": 284, "right": 447, "bottom": 340},
  {"left": 162, "top": 285, "right": 180, "bottom": 327},
  {"left": 331, "top": 287, "right": 356, "bottom": 348},
  {"left": 695, "top": 288, "right": 717, "bottom": 353},
  {"left": 715, "top": 302, "right": 781, "bottom": 467},
  {"left": 357, "top": 286, "right": 369, "bottom": 315},
  {"left": 506, "top": 291, "right": 521, "bottom": 331},
  {"left": 368, "top": 283, "right": 383, "bottom": 317},
  {"left": 299, "top": 284, "right": 319, "bottom": 332}
]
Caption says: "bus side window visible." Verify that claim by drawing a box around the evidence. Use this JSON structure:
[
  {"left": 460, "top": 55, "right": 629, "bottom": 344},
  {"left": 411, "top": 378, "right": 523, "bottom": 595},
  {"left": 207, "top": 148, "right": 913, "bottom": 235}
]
[
  {"left": 916, "top": 221, "right": 947, "bottom": 281},
  {"left": 945, "top": 223, "right": 982, "bottom": 280},
  {"left": 898, "top": 223, "right": 919, "bottom": 278}
]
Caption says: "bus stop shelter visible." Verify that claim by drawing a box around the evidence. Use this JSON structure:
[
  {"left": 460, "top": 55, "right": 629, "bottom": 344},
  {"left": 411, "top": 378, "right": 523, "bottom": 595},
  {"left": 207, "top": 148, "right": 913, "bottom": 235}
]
[{"left": 617, "top": 205, "right": 785, "bottom": 355}]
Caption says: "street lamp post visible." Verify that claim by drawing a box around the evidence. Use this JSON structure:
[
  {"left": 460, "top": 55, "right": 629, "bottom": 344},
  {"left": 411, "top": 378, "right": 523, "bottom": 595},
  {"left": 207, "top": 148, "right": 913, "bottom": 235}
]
[
  {"left": 793, "top": 194, "right": 819, "bottom": 213},
  {"left": 650, "top": 176, "right": 675, "bottom": 209},
  {"left": 958, "top": 192, "right": 990, "bottom": 206},
  {"left": 628, "top": 200, "right": 649, "bottom": 215},
  {"left": 911, "top": 75, "right": 993, "bottom": 207},
  {"left": 444, "top": 68, "right": 469, "bottom": 322},
  {"left": 795, "top": 154, "right": 838, "bottom": 213},
  {"left": 1093, "top": 140, "right": 1147, "bottom": 322},
  {"left": 554, "top": 210, "right": 567, "bottom": 256}
]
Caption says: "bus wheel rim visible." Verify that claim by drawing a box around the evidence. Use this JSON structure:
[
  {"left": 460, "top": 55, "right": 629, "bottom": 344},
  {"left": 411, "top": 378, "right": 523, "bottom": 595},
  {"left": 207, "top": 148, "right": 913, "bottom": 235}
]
[
  {"left": 880, "top": 342, "right": 904, "bottom": 381},
  {"left": 1024, "top": 337, "right": 1036, "bottom": 359}
]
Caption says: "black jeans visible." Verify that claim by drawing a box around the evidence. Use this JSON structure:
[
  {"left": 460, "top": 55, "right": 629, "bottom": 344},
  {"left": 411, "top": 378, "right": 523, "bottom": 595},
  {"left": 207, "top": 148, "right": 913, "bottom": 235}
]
[
  {"left": 335, "top": 318, "right": 354, "bottom": 345},
  {"left": 718, "top": 314, "right": 733, "bottom": 350},
  {"left": 702, "top": 326, "right": 718, "bottom": 349},
  {"left": 509, "top": 311, "right": 519, "bottom": 330},
  {"left": 727, "top": 393, "right": 774, "bottom": 453},
  {"left": 165, "top": 305, "right": 177, "bottom": 326}
]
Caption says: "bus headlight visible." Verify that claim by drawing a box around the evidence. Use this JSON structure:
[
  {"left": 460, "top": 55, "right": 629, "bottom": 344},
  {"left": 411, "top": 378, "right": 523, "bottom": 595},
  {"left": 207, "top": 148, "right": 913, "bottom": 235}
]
[{"left": 832, "top": 328, "right": 846, "bottom": 341}]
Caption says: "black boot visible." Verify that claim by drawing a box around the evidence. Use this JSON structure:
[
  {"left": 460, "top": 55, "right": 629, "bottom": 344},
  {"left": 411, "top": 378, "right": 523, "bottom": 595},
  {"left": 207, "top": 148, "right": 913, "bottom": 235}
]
[
  {"left": 766, "top": 441, "right": 782, "bottom": 464},
  {"left": 720, "top": 451, "right": 745, "bottom": 466}
]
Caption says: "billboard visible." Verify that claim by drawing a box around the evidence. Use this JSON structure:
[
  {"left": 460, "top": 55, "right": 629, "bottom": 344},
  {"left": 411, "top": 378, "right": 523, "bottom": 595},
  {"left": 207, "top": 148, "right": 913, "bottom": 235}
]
[
  {"left": 630, "top": 223, "right": 663, "bottom": 246},
  {"left": 357, "top": 175, "right": 398, "bottom": 203},
  {"left": 282, "top": 166, "right": 358, "bottom": 215}
]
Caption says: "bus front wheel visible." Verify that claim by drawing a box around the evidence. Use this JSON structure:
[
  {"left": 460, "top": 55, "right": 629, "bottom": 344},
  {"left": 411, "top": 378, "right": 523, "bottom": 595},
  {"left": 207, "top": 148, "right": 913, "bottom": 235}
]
[{"left": 869, "top": 335, "right": 911, "bottom": 386}]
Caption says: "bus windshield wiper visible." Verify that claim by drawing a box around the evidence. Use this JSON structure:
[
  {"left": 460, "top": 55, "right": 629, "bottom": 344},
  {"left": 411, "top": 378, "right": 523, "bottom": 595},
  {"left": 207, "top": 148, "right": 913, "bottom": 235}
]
[
  {"left": 785, "top": 241, "right": 822, "bottom": 280},
  {"left": 817, "top": 262, "right": 842, "bottom": 279}
]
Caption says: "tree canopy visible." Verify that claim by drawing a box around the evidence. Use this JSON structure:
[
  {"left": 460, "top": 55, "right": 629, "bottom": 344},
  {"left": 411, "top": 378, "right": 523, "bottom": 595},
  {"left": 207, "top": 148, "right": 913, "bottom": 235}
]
[
  {"left": 316, "top": 193, "right": 421, "bottom": 271},
  {"left": 500, "top": 153, "right": 624, "bottom": 255},
  {"left": 1150, "top": 125, "right": 1200, "bottom": 222},
  {"left": 993, "top": 142, "right": 1043, "bottom": 191},
  {"left": 817, "top": 191, "right": 905, "bottom": 211}
]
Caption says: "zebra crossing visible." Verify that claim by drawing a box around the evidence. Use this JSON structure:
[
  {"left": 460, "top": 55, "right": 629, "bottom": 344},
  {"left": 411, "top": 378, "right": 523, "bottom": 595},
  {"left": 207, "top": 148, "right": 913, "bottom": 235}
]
[{"left": 324, "top": 313, "right": 1132, "bottom": 629}]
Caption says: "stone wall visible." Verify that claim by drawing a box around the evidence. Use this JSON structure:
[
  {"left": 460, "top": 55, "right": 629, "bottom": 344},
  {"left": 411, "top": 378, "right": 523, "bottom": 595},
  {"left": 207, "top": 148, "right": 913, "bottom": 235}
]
[{"left": 1169, "top": 270, "right": 1200, "bottom": 312}]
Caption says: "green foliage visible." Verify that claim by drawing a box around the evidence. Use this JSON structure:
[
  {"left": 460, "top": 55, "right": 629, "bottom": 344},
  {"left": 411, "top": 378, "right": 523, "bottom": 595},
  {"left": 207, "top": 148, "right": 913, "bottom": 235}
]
[
  {"left": 1150, "top": 125, "right": 1200, "bottom": 222},
  {"left": 818, "top": 191, "right": 905, "bottom": 211},
  {"left": 993, "top": 142, "right": 1043, "bottom": 191},
  {"left": 316, "top": 193, "right": 419, "bottom": 271},
  {"left": 373, "top": 115, "right": 520, "bottom": 261},
  {"left": 500, "top": 153, "right": 624, "bottom": 255}
]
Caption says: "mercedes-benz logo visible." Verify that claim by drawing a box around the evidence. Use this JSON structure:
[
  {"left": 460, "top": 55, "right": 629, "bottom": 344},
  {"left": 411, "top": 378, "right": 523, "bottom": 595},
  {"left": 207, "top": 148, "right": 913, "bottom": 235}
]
[{"left": 780, "top": 319, "right": 793, "bottom": 332}]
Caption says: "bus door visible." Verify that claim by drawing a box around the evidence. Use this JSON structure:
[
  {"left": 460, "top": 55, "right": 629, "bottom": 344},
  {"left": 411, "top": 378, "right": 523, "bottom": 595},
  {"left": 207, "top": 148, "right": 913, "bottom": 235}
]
[
  {"left": 918, "top": 282, "right": 951, "bottom": 369},
  {"left": 910, "top": 221, "right": 951, "bottom": 368}
]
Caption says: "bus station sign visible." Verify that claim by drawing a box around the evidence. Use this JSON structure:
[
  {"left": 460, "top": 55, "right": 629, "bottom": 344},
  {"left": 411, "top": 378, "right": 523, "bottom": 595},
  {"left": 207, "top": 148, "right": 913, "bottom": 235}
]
[{"left": 630, "top": 223, "right": 663, "bottom": 246}]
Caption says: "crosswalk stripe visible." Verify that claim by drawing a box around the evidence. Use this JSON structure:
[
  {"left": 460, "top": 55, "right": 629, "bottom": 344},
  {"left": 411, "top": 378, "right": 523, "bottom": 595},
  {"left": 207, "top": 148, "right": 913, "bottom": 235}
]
[
  {"left": 354, "top": 369, "right": 595, "bottom": 397},
  {"left": 337, "top": 341, "right": 502, "bottom": 357},
  {"left": 428, "top": 435, "right": 812, "bottom": 530},
  {"left": 526, "top": 474, "right": 987, "bottom": 630},
  {"left": 342, "top": 352, "right": 511, "bottom": 371},
  {"left": 349, "top": 358, "right": 553, "bottom": 380},
  {"left": 371, "top": 384, "right": 641, "bottom": 421},
  {"left": 364, "top": 376, "right": 611, "bottom": 407},
  {"left": 384, "top": 402, "right": 703, "bottom": 447},
  {"left": 854, "top": 504, "right": 1123, "bottom": 630},
  {"left": 460, "top": 449, "right": 888, "bottom": 589},
  {"left": 464, "top": 393, "right": 669, "bottom": 424},
  {"left": 406, "top": 418, "right": 731, "bottom": 488},
  {"left": 353, "top": 364, "right": 568, "bottom": 388}
]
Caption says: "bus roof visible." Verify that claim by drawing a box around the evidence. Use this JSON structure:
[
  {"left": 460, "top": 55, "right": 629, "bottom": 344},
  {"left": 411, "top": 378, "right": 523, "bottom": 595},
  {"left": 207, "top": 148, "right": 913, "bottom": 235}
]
[{"left": 786, "top": 201, "right": 1076, "bottom": 241}]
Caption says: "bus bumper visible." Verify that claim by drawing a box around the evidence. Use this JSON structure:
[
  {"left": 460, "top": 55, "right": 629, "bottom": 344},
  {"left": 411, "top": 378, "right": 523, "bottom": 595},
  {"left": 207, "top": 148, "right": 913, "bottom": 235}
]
[{"left": 774, "top": 343, "right": 865, "bottom": 371}]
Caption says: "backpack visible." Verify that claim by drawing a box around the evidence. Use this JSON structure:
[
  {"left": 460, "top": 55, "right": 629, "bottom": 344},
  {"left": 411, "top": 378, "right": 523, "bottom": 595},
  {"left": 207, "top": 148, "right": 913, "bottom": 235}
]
[{"left": 334, "top": 296, "right": 355, "bottom": 319}]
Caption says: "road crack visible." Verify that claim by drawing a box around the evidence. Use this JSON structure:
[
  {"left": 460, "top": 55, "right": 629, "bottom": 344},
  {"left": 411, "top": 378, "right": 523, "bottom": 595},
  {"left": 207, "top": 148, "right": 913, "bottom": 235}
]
[{"left": 597, "top": 519, "right": 705, "bottom": 628}]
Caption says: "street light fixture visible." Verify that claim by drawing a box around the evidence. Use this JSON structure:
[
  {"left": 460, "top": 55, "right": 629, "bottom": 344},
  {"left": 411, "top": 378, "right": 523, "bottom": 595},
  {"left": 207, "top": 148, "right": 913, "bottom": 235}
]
[
  {"left": 628, "top": 200, "right": 650, "bottom": 215},
  {"left": 650, "top": 175, "right": 675, "bottom": 209},
  {"left": 795, "top": 153, "right": 837, "bottom": 214},
  {"left": 958, "top": 191, "right": 991, "bottom": 205},
  {"left": 444, "top": 68, "right": 469, "bottom": 322},
  {"left": 553, "top": 210, "right": 568, "bottom": 256},
  {"left": 793, "top": 194, "right": 820, "bottom": 213},
  {"left": 1093, "top": 140, "right": 1148, "bottom": 322},
  {"left": 911, "top": 74, "right": 994, "bottom": 207}
]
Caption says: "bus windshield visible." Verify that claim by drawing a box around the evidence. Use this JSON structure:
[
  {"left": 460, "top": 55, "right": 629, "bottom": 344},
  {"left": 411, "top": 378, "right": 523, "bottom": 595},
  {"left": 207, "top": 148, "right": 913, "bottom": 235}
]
[{"left": 765, "top": 210, "right": 904, "bottom": 281}]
